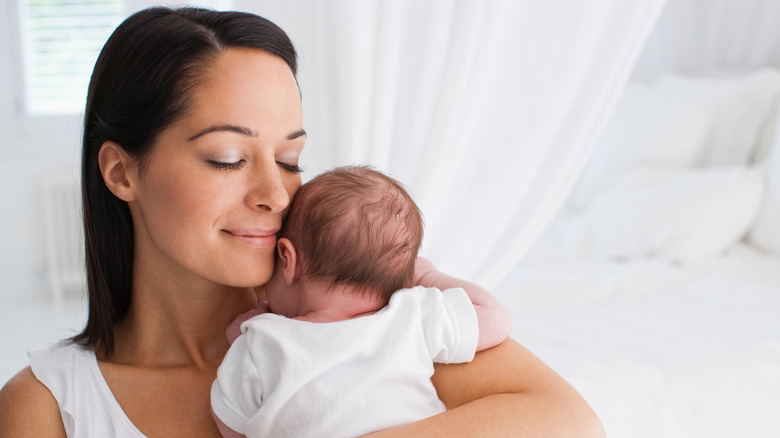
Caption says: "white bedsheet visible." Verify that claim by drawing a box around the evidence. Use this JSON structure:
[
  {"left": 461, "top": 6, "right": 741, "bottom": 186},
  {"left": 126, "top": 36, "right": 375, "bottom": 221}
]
[{"left": 496, "top": 243, "right": 780, "bottom": 438}]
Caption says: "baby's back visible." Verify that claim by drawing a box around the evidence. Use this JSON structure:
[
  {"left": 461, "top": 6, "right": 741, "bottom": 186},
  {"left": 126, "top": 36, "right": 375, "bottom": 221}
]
[{"left": 212, "top": 286, "right": 478, "bottom": 438}]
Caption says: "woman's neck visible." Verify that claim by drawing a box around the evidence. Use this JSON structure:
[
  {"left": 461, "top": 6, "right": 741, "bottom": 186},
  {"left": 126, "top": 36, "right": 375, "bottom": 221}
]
[{"left": 108, "top": 274, "right": 259, "bottom": 369}]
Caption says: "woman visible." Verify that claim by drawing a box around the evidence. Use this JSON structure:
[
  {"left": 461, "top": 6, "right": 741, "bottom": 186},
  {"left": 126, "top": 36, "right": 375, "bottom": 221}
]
[{"left": 0, "top": 7, "right": 604, "bottom": 437}]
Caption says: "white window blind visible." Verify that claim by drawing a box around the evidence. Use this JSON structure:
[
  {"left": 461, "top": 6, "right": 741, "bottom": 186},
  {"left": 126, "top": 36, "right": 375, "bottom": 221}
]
[{"left": 19, "top": 0, "right": 124, "bottom": 116}]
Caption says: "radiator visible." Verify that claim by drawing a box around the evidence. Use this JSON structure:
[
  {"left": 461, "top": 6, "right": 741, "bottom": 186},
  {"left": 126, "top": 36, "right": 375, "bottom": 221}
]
[{"left": 42, "top": 174, "right": 86, "bottom": 301}]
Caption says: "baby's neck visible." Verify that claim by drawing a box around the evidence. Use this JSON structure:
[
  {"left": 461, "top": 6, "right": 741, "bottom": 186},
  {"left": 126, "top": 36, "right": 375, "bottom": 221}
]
[{"left": 293, "top": 282, "right": 387, "bottom": 323}]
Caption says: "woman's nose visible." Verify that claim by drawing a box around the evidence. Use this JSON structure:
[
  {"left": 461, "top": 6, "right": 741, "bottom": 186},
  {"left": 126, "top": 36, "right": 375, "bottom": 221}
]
[{"left": 246, "top": 159, "right": 290, "bottom": 212}]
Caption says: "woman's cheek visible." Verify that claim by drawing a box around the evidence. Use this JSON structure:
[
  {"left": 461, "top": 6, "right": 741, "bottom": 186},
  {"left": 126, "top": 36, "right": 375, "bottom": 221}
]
[{"left": 284, "top": 173, "right": 303, "bottom": 204}]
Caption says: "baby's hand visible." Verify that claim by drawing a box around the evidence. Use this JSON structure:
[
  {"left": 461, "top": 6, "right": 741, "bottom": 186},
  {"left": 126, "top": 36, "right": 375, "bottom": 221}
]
[
  {"left": 413, "top": 257, "right": 438, "bottom": 286},
  {"left": 226, "top": 301, "right": 271, "bottom": 344}
]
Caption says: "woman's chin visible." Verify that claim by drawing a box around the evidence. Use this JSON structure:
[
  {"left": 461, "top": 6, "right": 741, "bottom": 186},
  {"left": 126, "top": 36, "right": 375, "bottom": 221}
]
[
  {"left": 214, "top": 251, "right": 275, "bottom": 287},
  {"left": 211, "top": 265, "right": 273, "bottom": 289}
]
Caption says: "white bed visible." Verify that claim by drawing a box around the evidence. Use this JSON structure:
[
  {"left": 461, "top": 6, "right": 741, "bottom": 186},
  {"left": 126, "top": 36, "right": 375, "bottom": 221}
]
[
  {"left": 495, "top": 69, "right": 780, "bottom": 437},
  {"left": 499, "top": 244, "right": 780, "bottom": 437}
]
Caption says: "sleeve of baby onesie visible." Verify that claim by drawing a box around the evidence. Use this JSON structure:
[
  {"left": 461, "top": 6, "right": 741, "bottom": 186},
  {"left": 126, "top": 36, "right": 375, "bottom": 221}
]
[
  {"left": 416, "top": 286, "right": 479, "bottom": 364},
  {"left": 211, "top": 333, "right": 264, "bottom": 435}
]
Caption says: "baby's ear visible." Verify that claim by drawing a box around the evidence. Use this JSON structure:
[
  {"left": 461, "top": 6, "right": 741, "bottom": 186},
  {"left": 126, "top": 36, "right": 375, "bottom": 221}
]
[{"left": 276, "top": 238, "right": 298, "bottom": 285}]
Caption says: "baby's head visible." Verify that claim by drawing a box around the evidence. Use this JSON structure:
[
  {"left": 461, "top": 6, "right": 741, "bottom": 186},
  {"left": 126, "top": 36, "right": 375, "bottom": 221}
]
[{"left": 277, "top": 165, "right": 424, "bottom": 303}]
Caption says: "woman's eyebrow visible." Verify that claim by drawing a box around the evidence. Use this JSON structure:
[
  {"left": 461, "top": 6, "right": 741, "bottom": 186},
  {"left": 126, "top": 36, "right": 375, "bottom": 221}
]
[
  {"left": 187, "top": 125, "right": 256, "bottom": 141},
  {"left": 287, "top": 129, "right": 307, "bottom": 140},
  {"left": 187, "top": 126, "right": 306, "bottom": 142}
]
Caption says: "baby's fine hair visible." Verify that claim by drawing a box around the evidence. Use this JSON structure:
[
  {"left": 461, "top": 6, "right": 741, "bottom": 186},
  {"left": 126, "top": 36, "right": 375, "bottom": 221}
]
[{"left": 280, "top": 165, "right": 424, "bottom": 301}]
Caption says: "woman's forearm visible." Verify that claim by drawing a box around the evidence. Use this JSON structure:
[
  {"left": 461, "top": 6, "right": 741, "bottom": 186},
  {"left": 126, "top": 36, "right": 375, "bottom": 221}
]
[
  {"left": 366, "top": 338, "right": 605, "bottom": 437},
  {"left": 367, "top": 392, "right": 602, "bottom": 437}
]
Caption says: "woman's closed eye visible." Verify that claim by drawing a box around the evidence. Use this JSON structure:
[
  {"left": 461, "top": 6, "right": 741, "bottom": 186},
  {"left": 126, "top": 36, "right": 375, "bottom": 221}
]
[
  {"left": 206, "top": 158, "right": 302, "bottom": 173},
  {"left": 208, "top": 159, "right": 245, "bottom": 171},
  {"left": 277, "top": 161, "right": 303, "bottom": 174}
]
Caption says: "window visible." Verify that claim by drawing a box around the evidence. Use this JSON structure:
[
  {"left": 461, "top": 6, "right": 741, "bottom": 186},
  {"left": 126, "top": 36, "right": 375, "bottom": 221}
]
[{"left": 18, "top": 0, "right": 124, "bottom": 116}]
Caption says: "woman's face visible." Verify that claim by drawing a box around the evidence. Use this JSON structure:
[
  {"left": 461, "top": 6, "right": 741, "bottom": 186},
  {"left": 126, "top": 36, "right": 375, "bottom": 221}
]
[{"left": 128, "top": 48, "right": 305, "bottom": 288}]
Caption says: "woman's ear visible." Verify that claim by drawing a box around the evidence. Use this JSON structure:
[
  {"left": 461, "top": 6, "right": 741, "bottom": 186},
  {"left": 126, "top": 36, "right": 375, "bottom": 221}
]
[
  {"left": 276, "top": 238, "right": 298, "bottom": 286},
  {"left": 98, "top": 141, "right": 137, "bottom": 202}
]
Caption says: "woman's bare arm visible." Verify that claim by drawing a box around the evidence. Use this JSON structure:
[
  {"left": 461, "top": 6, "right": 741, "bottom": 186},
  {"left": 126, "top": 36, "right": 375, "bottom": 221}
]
[
  {"left": 0, "top": 367, "right": 67, "bottom": 437},
  {"left": 366, "top": 338, "right": 605, "bottom": 437}
]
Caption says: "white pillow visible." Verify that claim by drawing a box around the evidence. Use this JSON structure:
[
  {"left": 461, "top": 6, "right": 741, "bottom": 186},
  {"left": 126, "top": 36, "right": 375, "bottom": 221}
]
[
  {"left": 748, "top": 125, "right": 780, "bottom": 254},
  {"left": 562, "top": 166, "right": 765, "bottom": 263},
  {"left": 655, "top": 69, "right": 780, "bottom": 166},
  {"left": 566, "top": 82, "right": 712, "bottom": 211}
]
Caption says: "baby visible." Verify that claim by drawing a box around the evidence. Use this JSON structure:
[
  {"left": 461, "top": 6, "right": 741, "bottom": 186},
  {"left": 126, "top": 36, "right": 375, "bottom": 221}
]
[{"left": 211, "top": 165, "right": 512, "bottom": 438}]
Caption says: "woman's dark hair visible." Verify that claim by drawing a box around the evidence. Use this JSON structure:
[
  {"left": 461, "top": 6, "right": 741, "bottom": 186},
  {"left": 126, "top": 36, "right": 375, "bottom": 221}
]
[{"left": 73, "top": 6, "right": 298, "bottom": 357}]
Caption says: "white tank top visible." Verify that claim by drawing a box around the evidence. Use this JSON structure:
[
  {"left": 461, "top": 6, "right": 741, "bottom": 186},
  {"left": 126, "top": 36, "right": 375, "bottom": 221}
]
[{"left": 29, "top": 342, "right": 147, "bottom": 438}]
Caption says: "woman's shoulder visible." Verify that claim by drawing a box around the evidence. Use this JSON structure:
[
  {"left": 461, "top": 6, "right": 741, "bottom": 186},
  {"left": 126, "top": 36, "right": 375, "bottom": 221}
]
[{"left": 0, "top": 366, "right": 67, "bottom": 437}]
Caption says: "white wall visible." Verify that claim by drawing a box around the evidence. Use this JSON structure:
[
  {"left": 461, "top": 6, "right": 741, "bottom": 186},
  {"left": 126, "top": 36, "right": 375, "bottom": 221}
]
[{"left": 0, "top": 0, "right": 83, "bottom": 300}]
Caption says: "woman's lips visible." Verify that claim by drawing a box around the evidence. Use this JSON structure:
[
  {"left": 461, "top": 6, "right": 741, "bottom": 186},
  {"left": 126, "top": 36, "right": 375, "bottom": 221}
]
[{"left": 223, "top": 228, "right": 278, "bottom": 248}]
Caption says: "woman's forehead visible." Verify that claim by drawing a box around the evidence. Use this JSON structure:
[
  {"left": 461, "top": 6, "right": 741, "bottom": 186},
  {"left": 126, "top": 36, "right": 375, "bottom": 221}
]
[{"left": 183, "top": 48, "right": 303, "bottom": 138}]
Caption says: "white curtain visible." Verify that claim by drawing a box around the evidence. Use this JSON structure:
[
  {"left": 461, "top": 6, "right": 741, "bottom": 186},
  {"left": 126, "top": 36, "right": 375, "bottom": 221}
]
[{"left": 238, "top": 0, "right": 665, "bottom": 289}]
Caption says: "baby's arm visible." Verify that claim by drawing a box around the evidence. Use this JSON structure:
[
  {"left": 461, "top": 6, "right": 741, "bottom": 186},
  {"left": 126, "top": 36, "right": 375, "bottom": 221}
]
[
  {"left": 414, "top": 257, "right": 511, "bottom": 351},
  {"left": 212, "top": 330, "right": 266, "bottom": 437}
]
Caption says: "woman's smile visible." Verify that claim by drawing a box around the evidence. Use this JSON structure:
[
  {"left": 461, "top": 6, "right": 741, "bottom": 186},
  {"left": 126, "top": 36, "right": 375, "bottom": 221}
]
[{"left": 222, "top": 228, "right": 279, "bottom": 248}]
